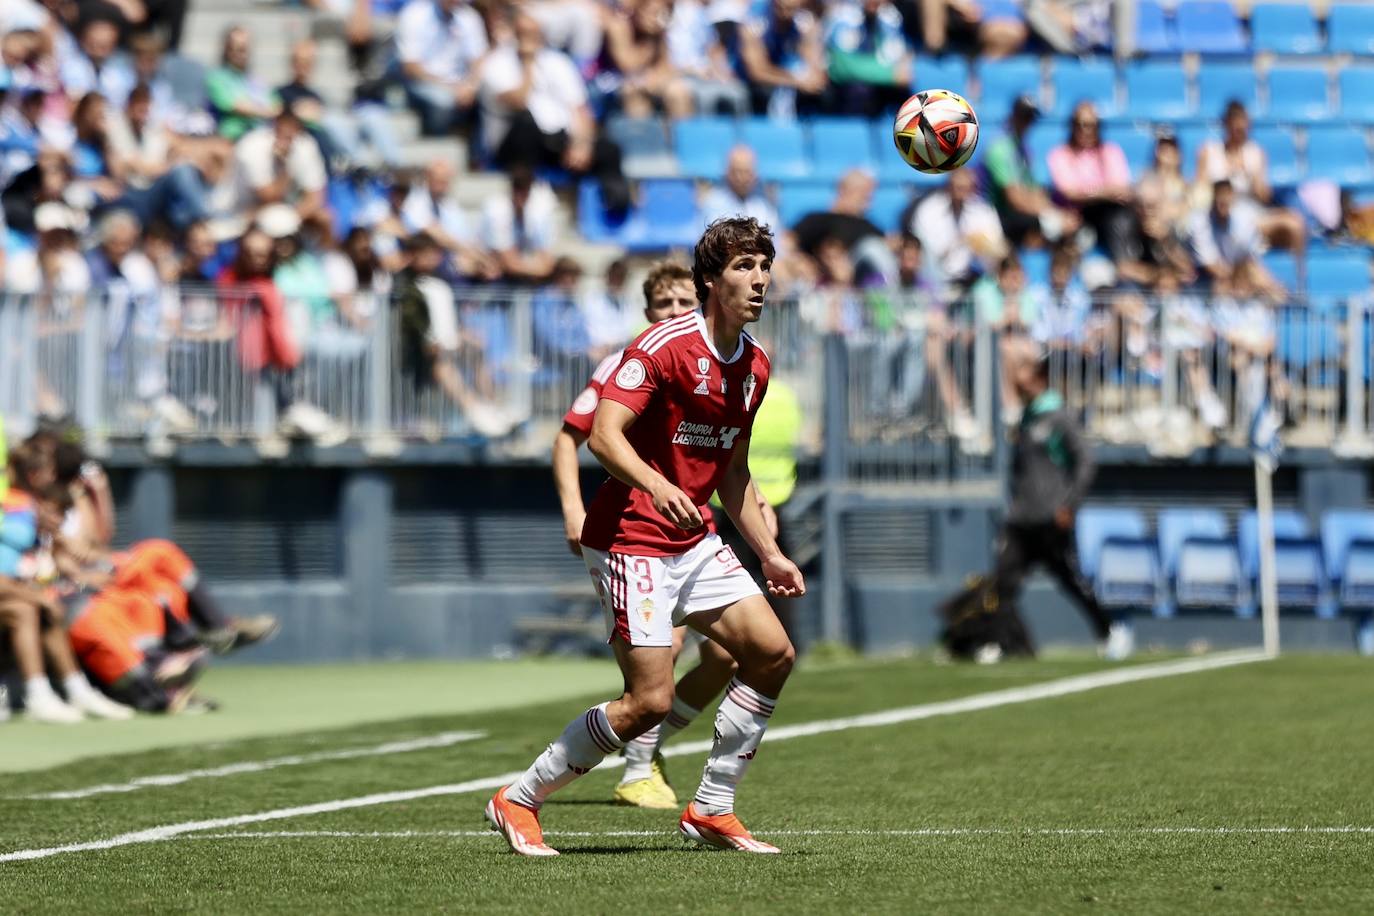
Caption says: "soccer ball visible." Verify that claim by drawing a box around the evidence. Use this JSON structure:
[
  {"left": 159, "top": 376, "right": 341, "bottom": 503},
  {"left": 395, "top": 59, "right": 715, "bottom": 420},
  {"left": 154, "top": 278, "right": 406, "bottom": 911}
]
[{"left": 892, "top": 89, "right": 980, "bottom": 174}]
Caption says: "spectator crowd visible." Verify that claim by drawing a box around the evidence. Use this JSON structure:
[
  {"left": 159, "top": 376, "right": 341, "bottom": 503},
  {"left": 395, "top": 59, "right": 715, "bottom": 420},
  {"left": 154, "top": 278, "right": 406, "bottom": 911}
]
[{"left": 0, "top": 0, "right": 1366, "bottom": 446}]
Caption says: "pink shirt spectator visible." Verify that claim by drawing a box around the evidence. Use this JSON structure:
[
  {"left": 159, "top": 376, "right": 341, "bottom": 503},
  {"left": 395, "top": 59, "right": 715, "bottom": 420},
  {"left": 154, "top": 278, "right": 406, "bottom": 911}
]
[{"left": 1048, "top": 142, "right": 1131, "bottom": 201}]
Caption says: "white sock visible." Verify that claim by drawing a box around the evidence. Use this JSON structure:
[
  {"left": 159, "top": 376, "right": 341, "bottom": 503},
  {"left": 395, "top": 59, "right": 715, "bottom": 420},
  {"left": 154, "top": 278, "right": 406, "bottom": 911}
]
[
  {"left": 25, "top": 676, "right": 59, "bottom": 705},
  {"left": 655, "top": 696, "right": 701, "bottom": 751},
  {"left": 693, "top": 679, "right": 775, "bottom": 815},
  {"left": 507, "top": 702, "right": 623, "bottom": 810},
  {"left": 620, "top": 725, "right": 659, "bottom": 783}
]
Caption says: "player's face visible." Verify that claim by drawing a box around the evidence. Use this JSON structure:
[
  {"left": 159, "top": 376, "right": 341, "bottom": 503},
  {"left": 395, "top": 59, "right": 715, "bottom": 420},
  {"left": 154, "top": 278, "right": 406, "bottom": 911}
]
[
  {"left": 644, "top": 279, "right": 695, "bottom": 324},
  {"left": 709, "top": 252, "right": 771, "bottom": 325}
]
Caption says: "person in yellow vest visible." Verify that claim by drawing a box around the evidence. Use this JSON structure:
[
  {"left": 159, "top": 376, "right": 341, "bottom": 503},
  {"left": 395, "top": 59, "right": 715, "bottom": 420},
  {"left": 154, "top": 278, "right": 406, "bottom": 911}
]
[{"left": 711, "top": 372, "right": 803, "bottom": 633}]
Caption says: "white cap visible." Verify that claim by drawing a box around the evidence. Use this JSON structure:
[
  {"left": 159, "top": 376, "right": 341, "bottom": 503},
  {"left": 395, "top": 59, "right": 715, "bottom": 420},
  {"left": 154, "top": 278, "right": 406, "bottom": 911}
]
[
  {"left": 255, "top": 203, "right": 301, "bottom": 239},
  {"left": 34, "top": 202, "right": 81, "bottom": 233}
]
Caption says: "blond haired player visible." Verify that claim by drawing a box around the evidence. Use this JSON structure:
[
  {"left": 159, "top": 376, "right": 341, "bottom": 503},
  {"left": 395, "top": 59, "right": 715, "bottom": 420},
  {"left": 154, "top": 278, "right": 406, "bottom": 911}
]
[{"left": 488, "top": 217, "right": 803, "bottom": 855}]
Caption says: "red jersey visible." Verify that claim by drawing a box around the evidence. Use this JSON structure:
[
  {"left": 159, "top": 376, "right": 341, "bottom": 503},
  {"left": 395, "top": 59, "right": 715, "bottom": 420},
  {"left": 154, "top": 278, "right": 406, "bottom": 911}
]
[
  {"left": 580, "top": 311, "right": 771, "bottom": 556},
  {"left": 561, "top": 349, "right": 623, "bottom": 437}
]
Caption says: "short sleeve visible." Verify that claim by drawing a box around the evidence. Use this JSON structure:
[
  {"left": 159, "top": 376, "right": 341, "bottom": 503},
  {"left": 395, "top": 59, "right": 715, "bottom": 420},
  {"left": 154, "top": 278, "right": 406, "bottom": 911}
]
[
  {"left": 292, "top": 138, "right": 327, "bottom": 193},
  {"left": 481, "top": 197, "right": 515, "bottom": 251},
  {"left": 561, "top": 382, "right": 600, "bottom": 436},
  {"left": 984, "top": 138, "right": 1017, "bottom": 188},
  {"left": 598, "top": 348, "right": 663, "bottom": 415},
  {"left": 394, "top": 4, "right": 428, "bottom": 65}
]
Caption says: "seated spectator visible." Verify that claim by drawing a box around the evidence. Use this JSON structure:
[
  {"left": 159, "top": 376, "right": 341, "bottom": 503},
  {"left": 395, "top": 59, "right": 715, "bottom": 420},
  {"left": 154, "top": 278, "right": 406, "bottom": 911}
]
[
  {"left": 479, "top": 10, "right": 630, "bottom": 213},
  {"left": 205, "top": 26, "right": 278, "bottom": 141},
  {"left": 106, "top": 84, "right": 218, "bottom": 232},
  {"left": 70, "top": 91, "right": 126, "bottom": 203},
  {"left": 1137, "top": 132, "right": 1190, "bottom": 238},
  {"left": 912, "top": 167, "right": 1008, "bottom": 292},
  {"left": 701, "top": 144, "right": 780, "bottom": 230},
  {"left": 0, "top": 87, "right": 47, "bottom": 186},
  {"left": 824, "top": 0, "right": 912, "bottom": 117},
  {"left": 324, "top": 225, "right": 391, "bottom": 329},
  {"left": 733, "top": 0, "right": 828, "bottom": 118},
  {"left": 1022, "top": 0, "right": 1113, "bottom": 53},
  {"left": 480, "top": 164, "right": 557, "bottom": 283},
  {"left": 665, "top": 0, "right": 750, "bottom": 116},
  {"left": 4, "top": 202, "right": 91, "bottom": 303},
  {"left": 125, "top": 31, "right": 187, "bottom": 131},
  {"left": 1189, "top": 179, "right": 1283, "bottom": 300},
  {"left": 594, "top": 0, "right": 692, "bottom": 119},
  {"left": 396, "top": 0, "right": 490, "bottom": 136},
  {"left": 532, "top": 256, "right": 604, "bottom": 410},
  {"left": 1029, "top": 243, "right": 1097, "bottom": 353},
  {"left": 1118, "top": 160, "right": 1197, "bottom": 297},
  {"left": 972, "top": 254, "right": 1038, "bottom": 415},
  {"left": 233, "top": 107, "right": 328, "bottom": 227},
  {"left": 392, "top": 231, "right": 513, "bottom": 437},
  {"left": 1048, "top": 100, "right": 1137, "bottom": 265},
  {"left": 898, "top": 0, "right": 1027, "bottom": 57},
  {"left": 793, "top": 169, "right": 896, "bottom": 285},
  {"left": 1195, "top": 100, "right": 1305, "bottom": 255},
  {"left": 400, "top": 157, "right": 500, "bottom": 281},
  {"left": 262, "top": 207, "right": 337, "bottom": 347},
  {"left": 983, "top": 96, "right": 1079, "bottom": 248},
  {"left": 58, "top": 15, "right": 136, "bottom": 107},
  {"left": 578, "top": 257, "right": 642, "bottom": 349}
]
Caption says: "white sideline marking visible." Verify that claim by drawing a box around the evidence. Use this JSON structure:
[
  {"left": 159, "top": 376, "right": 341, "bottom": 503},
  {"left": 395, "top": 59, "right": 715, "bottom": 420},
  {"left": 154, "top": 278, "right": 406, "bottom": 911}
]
[
  {"left": 185, "top": 826, "right": 1374, "bottom": 841},
  {"left": 0, "top": 651, "right": 1268, "bottom": 864},
  {"left": 21, "top": 731, "right": 488, "bottom": 801}
]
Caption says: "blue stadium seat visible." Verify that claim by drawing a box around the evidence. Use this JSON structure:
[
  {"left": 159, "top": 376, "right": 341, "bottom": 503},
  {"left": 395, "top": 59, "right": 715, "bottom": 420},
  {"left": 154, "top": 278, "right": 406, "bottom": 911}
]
[
  {"left": 1338, "top": 68, "right": 1374, "bottom": 123},
  {"left": 1197, "top": 61, "right": 1258, "bottom": 118},
  {"left": 1124, "top": 61, "right": 1191, "bottom": 120},
  {"left": 1050, "top": 57, "right": 1118, "bottom": 119},
  {"left": 1252, "top": 126, "right": 1302, "bottom": 187},
  {"left": 776, "top": 181, "right": 837, "bottom": 229},
  {"left": 1176, "top": 1, "right": 1248, "bottom": 53},
  {"left": 1305, "top": 249, "right": 1370, "bottom": 299},
  {"left": 1021, "top": 248, "right": 1051, "bottom": 288},
  {"left": 1321, "top": 509, "right": 1374, "bottom": 608},
  {"left": 741, "top": 119, "right": 808, "bottom": 181},
  {"left": 1077, "top": 507, "right": 1159, "bottom": 610},
  {"left": 1025, "top": 122, "right": 1063, "bottom": 186},
  {"left": 607, "top": 117, "right": 676, "bottom": 179},
  {"left": 912, "top": 56, "right": 971, "bottom": 96},
  {"left": 1302, "top": 126, "right": 1368, "bottom": 185},
  {"left": 637, "top": 180, "right": 701, "bottom": 249},
  {"left": 1158, "top": 508, "right": 1246, "bottom": 612},
  {"left": 1277, "top": 308, "right": 1342, "bottom": 371},
  {"left": 1250, "top": 3, "right": 1321, "bottom": 54},
  {"left": 810, "top": 119, "right": 876, "bottom": 180},
  {"left": 1134, "top": 0, "right": 1177, "bottom": 54},
  {"left": 1177, "top": 124, "right": 1220, "bottom": 180},
  {"left": 1104, "top": 125, "right": 1155, "bottom": 176},
  {"left": 163, "top": 54, "right": 208, "bottom": 110},
  {"left": 869, "top": 186, "right": 914, "bottom": 233},
  {"left": 976, "top": 56, "right": 1042, "bottom": 124},
  {"left": 1262, "top": 251, "right": 1299, "bottom": 292},
  {"left": 1266, "top": 67, "right": 1332, "bottom": 125},
  {"left": 673, "top": 118, "right": 737, "bottom": 180},
  {"left": 1328, "top": 3, "right": 1374, "bottom": 54},
  {"left": 1238, "top": 510, "right": 1331, "bottom": 616}
]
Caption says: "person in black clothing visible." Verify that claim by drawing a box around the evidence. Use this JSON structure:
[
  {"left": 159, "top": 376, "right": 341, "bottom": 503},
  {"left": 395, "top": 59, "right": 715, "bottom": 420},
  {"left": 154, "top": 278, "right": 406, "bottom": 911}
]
[
  {"left": 791, "top": 169, "right": 898, "bottom": 285},
  {"left": 993, "top": 340, "right": 1133, "bottom": 659}
]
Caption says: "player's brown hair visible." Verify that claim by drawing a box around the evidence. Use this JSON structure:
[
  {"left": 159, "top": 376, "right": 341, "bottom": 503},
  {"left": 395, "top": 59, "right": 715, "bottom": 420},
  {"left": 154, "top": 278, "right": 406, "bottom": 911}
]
[
  {"left": 641, "top": 260, "right": 692, "bottom": 307},
  {"left": 692, "top": 217, "right": 776, "bottom": 305}
]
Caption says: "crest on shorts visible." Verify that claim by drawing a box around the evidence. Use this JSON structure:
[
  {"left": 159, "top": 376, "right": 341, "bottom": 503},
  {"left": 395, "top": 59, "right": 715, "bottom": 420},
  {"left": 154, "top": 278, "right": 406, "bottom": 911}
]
[
  {"left": 616, "top": 358, "right": 646, "bottom": 390},
  {"left": 638, "top": 597, "right": 655, "bottom": 623},
  {"left": 743, "top": 373, "right": 758, "bottom": 410}
]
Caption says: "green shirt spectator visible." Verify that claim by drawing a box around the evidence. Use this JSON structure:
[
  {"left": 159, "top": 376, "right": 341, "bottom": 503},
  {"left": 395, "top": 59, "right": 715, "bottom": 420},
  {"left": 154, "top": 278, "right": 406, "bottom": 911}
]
[
  {"left": 984, "top": 133, "right": 1037, "bottom": 217},
  {"left": 206, "top": 26, "right": 279, "bottom": 140}
]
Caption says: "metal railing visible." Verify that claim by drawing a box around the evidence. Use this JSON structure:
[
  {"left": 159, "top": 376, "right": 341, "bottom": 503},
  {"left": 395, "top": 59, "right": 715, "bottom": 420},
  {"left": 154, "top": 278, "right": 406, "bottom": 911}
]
[{"left": 2, "top": 283, "right": 1366, "bottom": 466}]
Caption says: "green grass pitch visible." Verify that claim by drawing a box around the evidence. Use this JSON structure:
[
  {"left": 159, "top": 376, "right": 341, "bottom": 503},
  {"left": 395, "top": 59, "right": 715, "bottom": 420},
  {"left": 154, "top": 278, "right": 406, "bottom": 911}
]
[{"left": 3, "top": 653, "right": 1372, "bottom": 914}]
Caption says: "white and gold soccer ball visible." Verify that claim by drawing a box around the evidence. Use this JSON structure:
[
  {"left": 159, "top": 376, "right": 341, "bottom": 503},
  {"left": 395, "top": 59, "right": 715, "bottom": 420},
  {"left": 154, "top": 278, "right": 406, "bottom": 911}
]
[{"left": 892, "top": 89, "right": 980, "bottom": 174}]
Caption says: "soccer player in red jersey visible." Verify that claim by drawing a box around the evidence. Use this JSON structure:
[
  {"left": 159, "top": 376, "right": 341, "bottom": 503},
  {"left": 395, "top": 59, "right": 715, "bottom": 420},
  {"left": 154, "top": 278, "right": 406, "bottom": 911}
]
[
  {"left": 489, "top": 217, "right": 804, "bottom": 856},
  {"left": 553, "top": 260, "right": 747, "bottom": 811}
]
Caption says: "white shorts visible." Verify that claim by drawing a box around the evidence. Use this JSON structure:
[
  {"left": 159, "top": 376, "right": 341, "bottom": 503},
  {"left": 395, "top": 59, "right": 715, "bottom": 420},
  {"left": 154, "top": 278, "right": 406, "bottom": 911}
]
[{"left": 582, "top": 533, "right": 763, "bottom": 647}]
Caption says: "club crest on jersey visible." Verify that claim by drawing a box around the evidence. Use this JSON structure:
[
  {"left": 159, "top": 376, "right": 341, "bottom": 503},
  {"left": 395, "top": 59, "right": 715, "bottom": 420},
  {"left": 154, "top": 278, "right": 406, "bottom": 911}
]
[
  {"left": 615, "top": 358, "right": 645, "bottom": 390},
  {"left": 743, "top": 373, "right": 758, "bottom": 410},
  {"left": 638, "top": 597, "right": 655, "bottom": 623},
  {"left": 697, "top": 357, "right": 710, "bottom": 376},
  {"left": 694, "top": 356, "right": 711, "bottom": 395}
]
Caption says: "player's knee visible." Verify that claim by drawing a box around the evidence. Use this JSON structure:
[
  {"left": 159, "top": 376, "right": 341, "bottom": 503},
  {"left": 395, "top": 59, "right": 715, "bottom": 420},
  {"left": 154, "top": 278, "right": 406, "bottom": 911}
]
[
  {"left": 759, "top": 639, "right": 795, "bottom": 682},
  {"left": 623, "top": 685, "right": 674, "bottom": 732}
]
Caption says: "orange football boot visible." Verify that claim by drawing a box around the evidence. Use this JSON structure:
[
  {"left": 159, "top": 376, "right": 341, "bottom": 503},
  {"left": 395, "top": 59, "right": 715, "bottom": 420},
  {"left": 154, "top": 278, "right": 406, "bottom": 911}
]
[
  {"left": 485, "top": 787, "right": 559, "bottom": 857},
  {"left": 678, "top": 802, "right": 780, "bottom": 853}
]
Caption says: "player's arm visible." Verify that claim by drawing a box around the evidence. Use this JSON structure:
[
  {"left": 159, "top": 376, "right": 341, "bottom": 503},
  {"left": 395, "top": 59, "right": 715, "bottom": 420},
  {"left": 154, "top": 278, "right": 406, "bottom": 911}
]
[
  {"left": 552, "top": 424, "right": 589, "bottom": 556},
  {"left": 588, "top": 400, "right": 703, "bottom": 530},
  {"left": 718, "top": 442, "right": 804, "bottom": 597}
]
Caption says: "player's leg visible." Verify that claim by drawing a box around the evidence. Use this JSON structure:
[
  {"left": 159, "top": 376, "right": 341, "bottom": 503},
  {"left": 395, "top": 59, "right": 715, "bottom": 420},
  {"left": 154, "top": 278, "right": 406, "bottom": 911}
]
[
  {"left": 35, "top": 597, "right": 134, "bottom": 720},
  {"left": 489, "top": 548, "right": 677, "bottom": 856},
  {"left": 656, "top": 633, "right": 737, "bottom": 751},
  {"left": 0, "top": 599, "right": 82, "bottom": 723},
  {"left": 617, "top": 624, "right": 691, "bottom": 807},
  {"left": 677, "top": 592, "right": 793, "bottom": 853},
  {"left": 1040, "top": 525, "right": 1131, "bottom": 658}
]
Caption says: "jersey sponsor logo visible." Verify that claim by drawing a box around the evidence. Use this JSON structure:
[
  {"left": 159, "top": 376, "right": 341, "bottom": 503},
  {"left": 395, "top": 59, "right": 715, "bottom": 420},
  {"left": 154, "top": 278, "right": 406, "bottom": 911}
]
[
  {"left": 571, "top": 387, "right": 598, "bottom": 415},
  {"left": 671, "top": 420, "right": 742, "bottom": 449},
  {"left": 615, "top": 358, "right": 646, "bottom": 390},
  {"left": 743, "top": 373, "right": 758, "bottom": 410}
]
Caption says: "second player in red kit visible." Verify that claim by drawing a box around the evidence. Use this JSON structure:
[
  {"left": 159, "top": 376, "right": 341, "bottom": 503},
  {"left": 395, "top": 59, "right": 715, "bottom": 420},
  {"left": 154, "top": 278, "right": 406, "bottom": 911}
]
[{"left": 487, "top": 217, "right": 805, "bottom": 857}]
